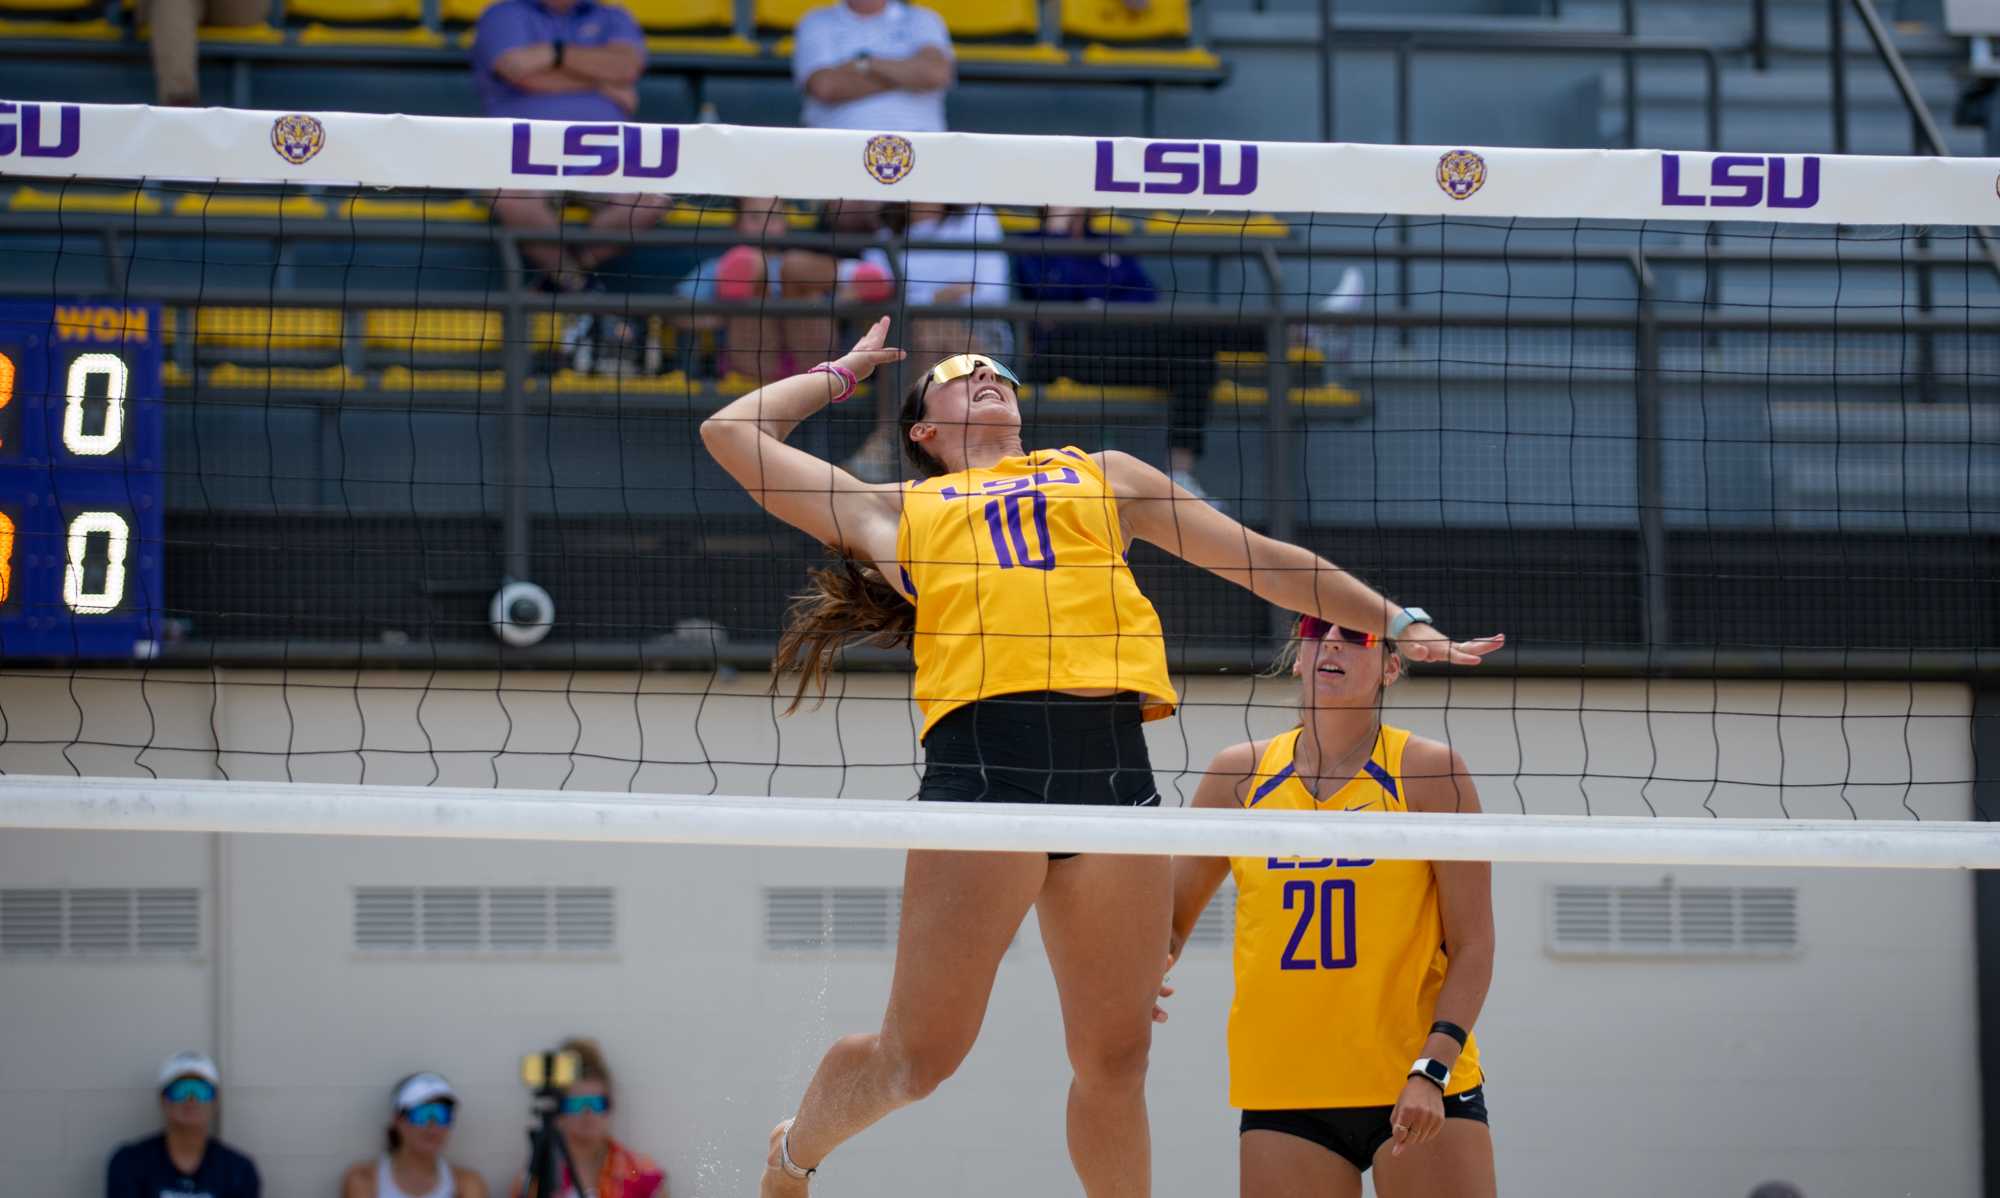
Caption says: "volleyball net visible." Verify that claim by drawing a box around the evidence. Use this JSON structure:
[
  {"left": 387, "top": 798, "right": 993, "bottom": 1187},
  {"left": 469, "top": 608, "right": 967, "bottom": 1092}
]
[{"left": 0, "top": 102, "right": 1995, "bottom": 865}]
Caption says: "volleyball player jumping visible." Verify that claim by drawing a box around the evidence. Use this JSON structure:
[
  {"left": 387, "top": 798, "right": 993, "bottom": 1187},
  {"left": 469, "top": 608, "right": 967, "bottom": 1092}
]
[
  {"left": 700, "top": 316, "right": 1501, "bottom": 1198},
  {"left": 1168, "top": 613, "right": 1497, "bottom": 1197}
]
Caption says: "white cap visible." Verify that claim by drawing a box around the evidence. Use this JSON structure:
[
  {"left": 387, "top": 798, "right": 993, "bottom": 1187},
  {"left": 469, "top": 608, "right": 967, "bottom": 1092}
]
[
  {"left": 157, "top": 1051, "right": 220, "bottom": 1088},
  {"left": 392, "top": 1072, "right": 457, "bottom": 1114}
]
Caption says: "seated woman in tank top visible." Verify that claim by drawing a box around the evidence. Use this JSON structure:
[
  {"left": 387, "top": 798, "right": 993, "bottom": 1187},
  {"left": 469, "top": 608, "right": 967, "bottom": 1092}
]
[{"left": 340, "top": 1073, "right": 490, "bottom": 1198}]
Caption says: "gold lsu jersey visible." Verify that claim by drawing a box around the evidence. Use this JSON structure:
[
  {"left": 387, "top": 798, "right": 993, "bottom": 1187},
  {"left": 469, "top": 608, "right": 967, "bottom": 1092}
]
[
  {"left": 896, "top": 447, "right": 1176, "bottom": 738},
  {"left": 1227, "top": 724, "right": 1483, "bottom": 1109}
]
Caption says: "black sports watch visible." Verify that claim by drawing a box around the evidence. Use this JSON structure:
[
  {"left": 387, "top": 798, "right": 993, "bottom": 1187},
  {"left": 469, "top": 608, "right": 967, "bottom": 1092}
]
[
  {"left": 551, "top": 39, "right": 565, "bottom": 67},
  {"left": 1408, "top": 1057, "right": 1451, "bottom": 1092}
]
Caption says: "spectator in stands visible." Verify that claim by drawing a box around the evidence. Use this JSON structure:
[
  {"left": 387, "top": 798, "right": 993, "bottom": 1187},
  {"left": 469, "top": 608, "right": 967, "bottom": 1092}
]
[
  {"left": 340, "top": 1072, "right": 489, "bottom": 1198},
  {"left": 1017, "top": 206, "right": 1238, "bottom": 501},
  {"left": 473, "top": 0, "right": 670, "bottom": 372},
  {"left": 684, "top": 199, "right": 895, "bottom": 384},
  {"left": 792, "top": 0, "right": 956, "bottom": 133},
  {"left": 107, "top": 1051, "right": 261, "bottom": 1198},
  {"left": 509, "top": 1037, "right": 666, "bottom": 1198},
  {"left": 139, "top": 0, "right": 269, "bottom": 107},
  {"left": 845, "top": 201, "right": 1011, "bottom": 480}
]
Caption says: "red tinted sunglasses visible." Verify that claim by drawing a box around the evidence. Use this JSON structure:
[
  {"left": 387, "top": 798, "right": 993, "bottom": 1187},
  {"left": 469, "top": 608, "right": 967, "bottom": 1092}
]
[{"left": 1296, "top": 615, "right": 1379, "bottom": 648}]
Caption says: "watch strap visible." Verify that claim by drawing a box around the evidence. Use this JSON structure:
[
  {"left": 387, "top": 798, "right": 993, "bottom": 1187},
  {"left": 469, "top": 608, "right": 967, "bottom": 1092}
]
[{"left": 1387, "top": 606, "right": 1431, "bottom": 640}]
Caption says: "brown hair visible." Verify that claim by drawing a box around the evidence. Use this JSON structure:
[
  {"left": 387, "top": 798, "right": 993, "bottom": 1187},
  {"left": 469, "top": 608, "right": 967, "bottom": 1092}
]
[
  {"left": 771, "top": 378, "right": 949, "bottom": 712},
  {"left": 559, "top": 1037, "right": 614, "bottom": 1100}
]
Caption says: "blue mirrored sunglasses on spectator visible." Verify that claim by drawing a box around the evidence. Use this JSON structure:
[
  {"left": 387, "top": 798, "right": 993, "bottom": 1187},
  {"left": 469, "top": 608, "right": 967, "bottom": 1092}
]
[
  {"left": 162, "top": 1078, "right": 216, "bottom": 1104},
  {"left": 560, "top": 1094, "right": 611, "bottom": 1116},
  {"left": 401, "top": 1101, "right": 455, "bottom": 1128}
]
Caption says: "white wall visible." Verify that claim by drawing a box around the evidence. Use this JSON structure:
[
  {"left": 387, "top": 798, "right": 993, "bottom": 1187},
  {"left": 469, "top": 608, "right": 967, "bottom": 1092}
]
[{"left": 0, "top": 669, "right": 1980, "bottom": 1197}]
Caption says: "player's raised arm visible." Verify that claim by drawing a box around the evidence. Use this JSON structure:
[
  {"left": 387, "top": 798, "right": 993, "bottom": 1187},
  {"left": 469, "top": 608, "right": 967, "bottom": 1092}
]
[
  {"left": 699, "top": 316, "right": 906, "bottom": 560},
  {"left": 1099, "top": 449, "right": 1504, "bottom": 666}
]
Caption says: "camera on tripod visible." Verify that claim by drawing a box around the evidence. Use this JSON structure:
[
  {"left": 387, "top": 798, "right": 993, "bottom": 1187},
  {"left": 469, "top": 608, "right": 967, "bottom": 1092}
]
[{"left": 518, "top": 1049, "right": 582, "bottom": 1198}]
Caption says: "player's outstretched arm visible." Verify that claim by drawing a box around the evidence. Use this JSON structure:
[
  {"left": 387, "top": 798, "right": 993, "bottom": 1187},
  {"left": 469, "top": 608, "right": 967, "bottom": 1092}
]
[
  {"left": 1100, "top": 449, "right": 1504, "bottom": 665},
  {"left": 699, "top": 316, "right": 906, "bottom": 560}
]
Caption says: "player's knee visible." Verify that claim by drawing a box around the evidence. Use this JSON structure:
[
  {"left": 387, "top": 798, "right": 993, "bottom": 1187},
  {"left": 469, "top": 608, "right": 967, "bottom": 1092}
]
[
  {"left": 882, "top": 1037, "right": 968, "bottom": 1102},
  {"left": 1068, "top": 1023, "right": 1152, "bottom": 1091}
]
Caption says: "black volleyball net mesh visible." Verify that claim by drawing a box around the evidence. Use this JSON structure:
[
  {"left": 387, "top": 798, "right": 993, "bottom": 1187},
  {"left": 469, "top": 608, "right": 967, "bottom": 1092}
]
[{"left": 0, "top": 122, "right": 1993, "bottom": 827}]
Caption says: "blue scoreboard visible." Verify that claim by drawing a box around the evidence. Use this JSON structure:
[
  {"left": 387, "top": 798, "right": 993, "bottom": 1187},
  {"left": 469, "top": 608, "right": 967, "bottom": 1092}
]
[{"left": 0, "top": 299, "right": 164, "bottom": 659}]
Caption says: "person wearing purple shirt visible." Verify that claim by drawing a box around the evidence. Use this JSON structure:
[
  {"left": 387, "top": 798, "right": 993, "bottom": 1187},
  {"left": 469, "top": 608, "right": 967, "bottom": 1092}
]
[{"left": 473, "top": 0, "right": 669, "bottom": 372}]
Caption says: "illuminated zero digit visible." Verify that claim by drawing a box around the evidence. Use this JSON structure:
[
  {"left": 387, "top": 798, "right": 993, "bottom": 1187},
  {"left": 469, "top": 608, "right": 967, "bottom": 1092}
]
[
  {"left": 62, "top": 510, "right": 129, "bottom": 614},
  {"left": 62, "top": 352, "right": 128, "bottom": 456},
  {"left": 0, "top": 350, "right": 14, "bottom": 410}
]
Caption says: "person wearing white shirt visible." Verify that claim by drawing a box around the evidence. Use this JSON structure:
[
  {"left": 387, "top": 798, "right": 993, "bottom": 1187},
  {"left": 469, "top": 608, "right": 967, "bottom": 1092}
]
[
  {"left": 792, "top": 0, "right": 955, "bottom": 132},
  {"left": 843, "top": 203, "right": 1012, "bottom": 481}
]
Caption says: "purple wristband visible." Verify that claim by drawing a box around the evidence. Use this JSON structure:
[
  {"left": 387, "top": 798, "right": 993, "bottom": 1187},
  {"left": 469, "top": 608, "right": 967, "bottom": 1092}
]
[{"left": 807, "top": 361, "right": 858, "bottom": 403}]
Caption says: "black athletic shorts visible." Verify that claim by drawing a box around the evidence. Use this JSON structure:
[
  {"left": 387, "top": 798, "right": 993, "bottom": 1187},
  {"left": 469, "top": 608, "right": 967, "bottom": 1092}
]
[
  {"left": 918, "top": 692, "right": 1160, "bottom": 858},
  {"left": 1239, "top": 1085, "right": 1490, "bottom": 1173}
]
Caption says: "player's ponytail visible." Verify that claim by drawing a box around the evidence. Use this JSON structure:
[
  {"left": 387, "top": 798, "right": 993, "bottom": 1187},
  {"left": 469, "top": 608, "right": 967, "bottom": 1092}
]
[
  {"left": 772, "top": 381, "right": 946, "bottom": 712},
  {"left": 773, "top": 551, "right": 917, "bottom": 714}
]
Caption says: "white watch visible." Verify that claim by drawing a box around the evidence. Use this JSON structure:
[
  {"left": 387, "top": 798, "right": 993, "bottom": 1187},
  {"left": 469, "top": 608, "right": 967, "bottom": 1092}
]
[
  {"left": 1387, "top": 606, "right": 1431, "bottom": 640},
  {"left": 1408, "top": 1056, "right": 1451, "bottom": 1091}
]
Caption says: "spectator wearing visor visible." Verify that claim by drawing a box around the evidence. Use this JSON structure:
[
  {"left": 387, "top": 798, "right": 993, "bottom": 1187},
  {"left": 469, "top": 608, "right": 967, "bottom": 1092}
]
[
  {"left": 342, "top": 1073, "right": 489, "bottom": 1198},
  {"left": 107, "top": 1051, "right": 261, "bottom": 1198},
  {"left": 509, "top": 1037, "right": 666, "bottom": 1198}
]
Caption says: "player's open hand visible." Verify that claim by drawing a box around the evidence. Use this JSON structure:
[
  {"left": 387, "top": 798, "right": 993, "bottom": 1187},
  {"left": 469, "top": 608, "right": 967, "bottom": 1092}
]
[
  {"left": 1397, "top": 626, "right": 1505, "bottom": 666},
  {"left": 1387, "top": 1076, "right": 1446, "bottom": 1157},
  {"left": 837, "top": 315, "right": 906, "bottom": 381}
]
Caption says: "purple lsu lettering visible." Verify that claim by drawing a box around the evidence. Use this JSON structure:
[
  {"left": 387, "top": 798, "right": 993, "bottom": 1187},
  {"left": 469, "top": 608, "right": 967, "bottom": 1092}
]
[
  {"left": 937, "top": 466, "right": 1080, "bottom": 501},
  {"left": 1267, "top": 856, "right": 1374, "bottom": 869},
  {"left": 0, "top": 102, "right": 81, "bottom": 160},
  {"left": 1093, "top": 140, "right": 1258, "bottom": 197},
  {"left": 1661, "top": 153, "right": 1820, "bottom": 209},
  {"left": 510, "top": 123, "right": 679, "bottom": 179}
]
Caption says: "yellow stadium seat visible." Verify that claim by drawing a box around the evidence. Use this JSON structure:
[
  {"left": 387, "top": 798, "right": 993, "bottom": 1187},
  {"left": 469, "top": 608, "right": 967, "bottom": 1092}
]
[
  {"left": 299, "top": 22, "right": 443, "bottom": 44},
  {"left": 753, "top": 0, "right": 817, "bottom": 32},
  {"left": 645, "top": 34, "right": 759, "bottom": 55},
  {"left": 1079, "top": 43, "right": 1217, "bottom": 68},
  {"left": 379, "top": 366, "right": 503, "bottom": 392},
  {"left": 171, "top": 193, "right": 329, "bottom": 219},
  {"left": 0, "top": 16, "right": 121, "bottom": 36},
  {"left": 926, "top": 0, "right": 1036, "bottom": 39},
  {"left": 197, "top": 307, "right": 345, "bottom": 351},
  {"left": 625, "top": 0, "right": 730, "bottom": 31},
  {"left": 1061, "top": 0, "right": 1188, "bottom": 42},
  {"left": 0, "top": 0, "right": 94, "bottom": 12},
  {"left": 439, "top": 0, "right": 488, "bottom": 22},
  {"left": 953, "top": 42, "right": 1067, "bottom": 64},
  {"left": 197, "top": 23, "right": 287, "bottom": 42},
  {"left": 284, "top": 0, "right": 421, "bottom": 21},
  {"left": 340, "top": 196, "right": 491, "bottom": 222},
  {"left": 364, "top": 309, "right": 501, "bottom": 353},
  {"left": 10, "top": 186, "right": 163, "bottom": 216},
  {"left": 207, "top": 363, "right": 357, "bottom": 390},
  {"left": 1034, "top": 377, "right": 1167, "bottom": 404}
]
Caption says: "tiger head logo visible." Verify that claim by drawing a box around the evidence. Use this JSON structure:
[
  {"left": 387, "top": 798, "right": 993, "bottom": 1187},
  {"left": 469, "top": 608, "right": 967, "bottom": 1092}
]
[
  {"left": 863, "top": 134, "right": 915, "bottom": 185},
  {"left": 1435, "top": 149, "right": 1487, "bottom": 201},
  {"left": 270, "top": 114, "right": 326, "bottom": 167}
]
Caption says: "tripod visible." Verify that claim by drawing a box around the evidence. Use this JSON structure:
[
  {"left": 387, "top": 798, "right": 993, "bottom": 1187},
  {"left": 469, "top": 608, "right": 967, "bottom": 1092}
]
[{"left": 520, "top": 1085, "right": 590, "bottom": 1198}]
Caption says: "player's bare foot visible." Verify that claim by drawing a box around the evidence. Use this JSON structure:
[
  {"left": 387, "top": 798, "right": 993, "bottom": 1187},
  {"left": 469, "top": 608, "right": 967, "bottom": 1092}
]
[{"left": 760, "top": 1119, "right": 812, "bottom": 1198}]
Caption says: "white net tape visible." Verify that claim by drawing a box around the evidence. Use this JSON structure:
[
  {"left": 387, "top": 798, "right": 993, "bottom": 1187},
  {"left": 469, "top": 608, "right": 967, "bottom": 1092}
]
[{"left": 5, "top": 777, "right": 1999, "bottom": 869}]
